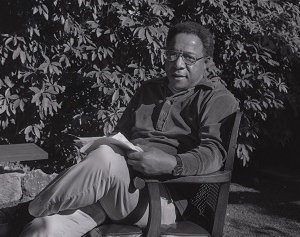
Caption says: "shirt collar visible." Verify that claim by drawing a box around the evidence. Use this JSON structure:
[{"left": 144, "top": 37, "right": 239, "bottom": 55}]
[
  {"left": 161, "top": 75, "right": 215, "bottom": 93},
  {"left": 195, "top": 76, "right": 215, "bottom": 89}
]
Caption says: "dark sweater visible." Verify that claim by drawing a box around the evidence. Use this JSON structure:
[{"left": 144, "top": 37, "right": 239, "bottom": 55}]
[
  {"left": 115, "top": 76, "right": 238, "bottom": 175},
  {"left": 114, "top": 76, "right": 238, "bottom": 218}
]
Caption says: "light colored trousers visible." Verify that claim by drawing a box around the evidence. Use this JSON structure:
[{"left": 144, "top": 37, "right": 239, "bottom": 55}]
[{"left": 20, "top": 144, "right": 177, "bottom": 237}]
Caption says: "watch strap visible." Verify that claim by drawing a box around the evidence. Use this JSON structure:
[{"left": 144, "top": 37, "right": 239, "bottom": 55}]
[{"left": 172, "top": 154, "right": 183, "bottom": 176}]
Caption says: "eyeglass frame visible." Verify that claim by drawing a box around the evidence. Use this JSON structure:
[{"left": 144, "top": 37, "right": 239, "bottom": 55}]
[{"left": 163, "top": 49, "right": 205, "bottom": 66}]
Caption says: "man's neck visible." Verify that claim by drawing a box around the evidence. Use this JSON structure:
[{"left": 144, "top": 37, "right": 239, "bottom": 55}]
[{"left": 168, "top": 84, "right": 181, "bottom": 94}]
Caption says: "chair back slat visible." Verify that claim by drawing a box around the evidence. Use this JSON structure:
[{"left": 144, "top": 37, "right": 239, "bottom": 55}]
[{"left": 224, "top": 111, "right": 242, "bottom": 171}]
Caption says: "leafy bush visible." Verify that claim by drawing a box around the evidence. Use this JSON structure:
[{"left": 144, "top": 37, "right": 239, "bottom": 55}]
[{"left": 0, "top": 0, "right": 299, "bottom": 172}]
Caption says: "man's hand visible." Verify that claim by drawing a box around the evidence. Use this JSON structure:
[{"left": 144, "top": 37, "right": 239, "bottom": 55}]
[{"left": 126, "top": 146, "right": 177, "bottom": 176}]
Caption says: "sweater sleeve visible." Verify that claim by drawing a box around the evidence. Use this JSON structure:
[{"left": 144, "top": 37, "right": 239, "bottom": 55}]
[{"left": 178, "top": 93, "right": 239, "bottom": 175}]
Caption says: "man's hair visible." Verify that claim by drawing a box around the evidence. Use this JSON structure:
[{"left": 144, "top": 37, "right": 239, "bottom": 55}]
[{"left": 166, "top": 22, "right": 214, "bottom": 57}]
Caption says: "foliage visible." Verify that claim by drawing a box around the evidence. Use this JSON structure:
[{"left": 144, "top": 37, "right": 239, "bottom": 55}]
[{"left": 0, "top": 0, "right": 299, "bottom": 171}]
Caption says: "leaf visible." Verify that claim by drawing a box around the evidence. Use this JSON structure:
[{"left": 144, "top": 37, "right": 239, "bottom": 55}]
[
  {"left": 5, "top": 88, "right": 11, "bottom": 97},
  {"left": 112, "top": 89, "right": 119, "bottom": 104},
  {"left": 121, "top": 16, "right": 130, "bottom": 26},
  {"left": 138, "top": 27, "right": 145, "bottom": 40},
  {"left": 9, "top": 94, "right": 19, "bottom": 100},
  {"left": 4, "top": 77, "right": 14, "bottom": 88},
  {"left": 41, "top": 4, "right": 48, "bottom": 14},
  {"left": 5, "top": 37, "right": 13, "bottom": 45},
  {"left": 12, "top": 47, "right": 21, "bottom": 60},
  {"left": 19, "top": 99, "right": 25, "bottom": 111},
  {"left": 152, "top": 5, "right": 162, "bottom": 15},
  {"left": 31, "top": 92, "right": 41, "bottom": 104},
  {"left": 39, "top": 62, "right": 49, "bottom": 71},
  {"left": 43, "top": 11, "right": 49, "bottom": 20},
  {"left": 42, "top": 97, "right": 50, "bottom": 110},
  {"left": 96, "top": 28, "right": 102, "bottom": 37},
  {"left": 20, "top": 51, "right": 26, "bottom": 64},
  {"left": 145, "top": 29, "right": 153, "bottom": 43},
  {"left": 0, "top": 101, "right": 7, "bottom": 114},
  {"left": 110, "top": 34, "right": 116, "bottom": 43},
  {"left": 33, "top": 7, "right": 38, "bottom": 14},
  {"left": 46, "top": 88, "right": 59, "bottom": 94},
  {"left": 64, "top": 19, "right": 70, "bottom": 33},
  {"left": 128, "top": 64, "right": 138, "bottom": 68},
  {"left": 30, "top": 87, "right": 41, "bottom": 93},
  {"left": 34, "top": 126, "right": 41, "bottom": 138},
  {"left": 24, "top": 126, "right": 32, "bottom": 135}
]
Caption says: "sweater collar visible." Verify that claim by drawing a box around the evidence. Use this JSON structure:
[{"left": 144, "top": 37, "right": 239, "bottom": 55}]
[{"left": 161, "top": 75, "right": 215, "bottom": 93}]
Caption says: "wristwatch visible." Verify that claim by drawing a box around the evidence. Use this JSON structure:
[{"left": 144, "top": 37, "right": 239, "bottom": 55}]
[{"left": 172, "top": 154, "right": 183, "bottom": 176}]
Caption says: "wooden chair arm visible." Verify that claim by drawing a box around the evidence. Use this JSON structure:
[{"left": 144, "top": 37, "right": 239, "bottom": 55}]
[
  {"left": 133, "top": 170, "right": 231, "bottom": 190},
  {"left": 163, "top": 170, "right": 231, "bottom": 184}
]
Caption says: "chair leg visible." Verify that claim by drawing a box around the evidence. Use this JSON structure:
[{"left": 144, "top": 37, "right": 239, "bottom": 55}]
[
  {"left": 144, "top": 182, "right": 161, "bottom": 237},
  {"left": 211, "top": 182, "right": 230, "bottom": 237}
]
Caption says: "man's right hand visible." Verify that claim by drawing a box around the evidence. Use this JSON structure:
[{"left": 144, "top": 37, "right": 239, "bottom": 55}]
[{"left": 126, "top": 146, "right": 177, "bottom": 176}]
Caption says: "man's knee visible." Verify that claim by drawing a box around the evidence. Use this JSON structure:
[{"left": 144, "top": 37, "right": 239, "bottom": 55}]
[
  {"left": 87, "top": 144, "right": 124, "bottom": 162},
  {"left": 85, "top": 144, "right": 129, "bottom": 178}
]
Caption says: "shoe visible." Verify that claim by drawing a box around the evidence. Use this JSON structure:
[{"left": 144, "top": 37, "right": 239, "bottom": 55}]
[
  {"left": 0, "top": 211, "right": 10, "bottom": 237},
  {"left": 0, "top": 201, "right": 34, "bottom": 237},
  {"left": 0, "top": 223, "right": 10, "bottom": 237}
]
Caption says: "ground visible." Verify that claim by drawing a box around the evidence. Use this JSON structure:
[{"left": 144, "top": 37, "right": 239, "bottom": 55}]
[{"left": 224, "top": 165, "right": 300, "bottom": 237}]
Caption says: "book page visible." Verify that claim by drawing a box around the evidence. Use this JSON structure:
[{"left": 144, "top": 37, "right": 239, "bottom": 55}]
[{"left": 74, "top": 132, "right": 143, "bottom": 154}]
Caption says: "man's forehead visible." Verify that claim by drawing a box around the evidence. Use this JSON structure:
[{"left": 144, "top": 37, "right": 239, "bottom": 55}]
[{"left": 167, "top": 33, "right": 204, "bottom": 54}]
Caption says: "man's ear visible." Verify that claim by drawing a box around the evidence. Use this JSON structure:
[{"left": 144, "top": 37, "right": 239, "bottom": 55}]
[
  {"left": 204, "top": 56, "right": 211, "bottom": 64},
  {"left": 204, "top": 56, "right": 214, "bottom": 70}
]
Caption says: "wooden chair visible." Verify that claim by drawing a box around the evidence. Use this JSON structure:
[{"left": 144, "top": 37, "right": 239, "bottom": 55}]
[{"left": 85, "top": 111, "right": 242, "bottom": 237}]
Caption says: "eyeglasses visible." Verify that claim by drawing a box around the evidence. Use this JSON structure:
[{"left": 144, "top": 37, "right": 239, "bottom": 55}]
[{"left": 164, "top": 49, "right": 204, "bottom": 65}]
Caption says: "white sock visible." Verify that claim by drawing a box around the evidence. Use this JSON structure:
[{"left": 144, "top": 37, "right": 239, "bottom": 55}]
[{"left": 20, "top": 209, "right": 97, "bottom": 237}]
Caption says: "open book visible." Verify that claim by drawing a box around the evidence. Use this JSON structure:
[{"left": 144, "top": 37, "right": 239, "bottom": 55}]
[{"left": 74, "top": 132, "right": 143, "bottom": 154}]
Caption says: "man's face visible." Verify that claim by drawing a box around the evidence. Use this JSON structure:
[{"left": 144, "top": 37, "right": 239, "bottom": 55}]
[{"left": 165, "top": 33, "right": 206, "bottom": 93}]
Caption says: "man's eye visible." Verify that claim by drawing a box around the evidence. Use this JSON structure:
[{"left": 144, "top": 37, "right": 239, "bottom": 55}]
[{"left": 184, "top": 54, "right": 196, "bottom": 61}]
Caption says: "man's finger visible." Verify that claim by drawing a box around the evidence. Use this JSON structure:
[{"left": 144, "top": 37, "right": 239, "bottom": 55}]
[
  {"left": 127, "top": 159, "right": 134, "bottom": 165},
  {"left": 127, "top": 152, "right": 142, "bottom": 160},
  {"left": 127, "top": 160, "right": 142, "bottom": 171}
]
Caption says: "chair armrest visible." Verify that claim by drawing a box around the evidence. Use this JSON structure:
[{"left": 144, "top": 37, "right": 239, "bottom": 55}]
[
  {"left": 163, "top": 170, "right": 232, "bottom": 184},
  {"left": 133, "top": 170, "right": 231, "bottom": 190}
]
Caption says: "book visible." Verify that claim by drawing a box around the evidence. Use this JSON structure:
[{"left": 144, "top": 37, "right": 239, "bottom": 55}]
[{"left": 74, "top": 132, "right": 143, "bottom": 154}]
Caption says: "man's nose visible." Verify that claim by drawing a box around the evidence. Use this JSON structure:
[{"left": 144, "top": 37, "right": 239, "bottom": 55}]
[{"left": 174, "top": 55, "right": 186, "bottom": 68}]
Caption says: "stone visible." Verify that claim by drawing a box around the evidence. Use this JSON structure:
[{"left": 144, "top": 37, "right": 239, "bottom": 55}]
[
  {"left": 22, "top": 169, "right": 57, "bottom": 198},
  {"left": 0, "top": 173, "right": 24, "bottom": 205}
]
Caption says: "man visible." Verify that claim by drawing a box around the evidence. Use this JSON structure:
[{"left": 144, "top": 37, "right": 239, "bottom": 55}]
[{"left": 19, "top": 21, "right": 238, "bottom": 236}]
